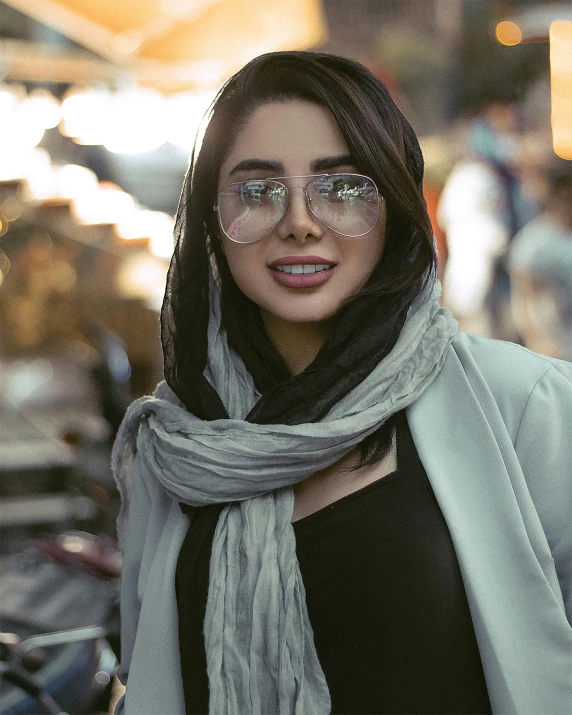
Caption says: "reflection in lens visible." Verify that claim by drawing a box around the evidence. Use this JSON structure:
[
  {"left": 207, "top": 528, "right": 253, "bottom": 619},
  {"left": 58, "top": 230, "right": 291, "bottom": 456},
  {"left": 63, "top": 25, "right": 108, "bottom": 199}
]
[
  {"left": 218, "top": 174, "right": 379, "bottom": 242},
  {"left": 308, "top": 175, "right": 379, "bottom": 237},
  {"left": 227, "top": 207, "right": 251, "bottom": 241},
  {"left": 219, "top": 180, "right": 287, "bottom": 243}
]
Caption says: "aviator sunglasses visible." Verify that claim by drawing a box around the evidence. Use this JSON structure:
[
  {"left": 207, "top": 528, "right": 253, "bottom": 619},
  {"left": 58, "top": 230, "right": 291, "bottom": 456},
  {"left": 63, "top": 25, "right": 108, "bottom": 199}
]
[{"left": 214, "top": 173, "right": 384, "bottom": 244}]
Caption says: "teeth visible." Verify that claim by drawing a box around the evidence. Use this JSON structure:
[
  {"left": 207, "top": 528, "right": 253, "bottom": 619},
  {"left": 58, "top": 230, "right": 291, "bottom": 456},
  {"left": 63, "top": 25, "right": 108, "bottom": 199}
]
[{"left": 274, "top": 264, "right": 332, "bottom": 274}]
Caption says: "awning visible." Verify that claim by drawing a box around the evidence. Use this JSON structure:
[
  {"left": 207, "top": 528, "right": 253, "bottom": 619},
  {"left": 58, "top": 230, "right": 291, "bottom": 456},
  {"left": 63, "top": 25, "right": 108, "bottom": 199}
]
[{"left": 1, "top": 0, "right": 327, "bottom": 89}]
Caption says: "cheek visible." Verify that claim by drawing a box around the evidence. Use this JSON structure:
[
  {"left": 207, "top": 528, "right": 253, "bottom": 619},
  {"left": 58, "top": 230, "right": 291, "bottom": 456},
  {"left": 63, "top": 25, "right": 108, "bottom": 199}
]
[
  {"left": 223, "top": 244, "right": 266, "bottom": 299},
  {"left": 344, "top": 220, "right": 386, "bottom": 285}
]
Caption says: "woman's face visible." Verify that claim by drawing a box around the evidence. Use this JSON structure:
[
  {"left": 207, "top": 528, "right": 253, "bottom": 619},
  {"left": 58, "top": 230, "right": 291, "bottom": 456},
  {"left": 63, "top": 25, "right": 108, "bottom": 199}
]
[{"left": 217, "top": 100, "right": 387, "bottom": 327}]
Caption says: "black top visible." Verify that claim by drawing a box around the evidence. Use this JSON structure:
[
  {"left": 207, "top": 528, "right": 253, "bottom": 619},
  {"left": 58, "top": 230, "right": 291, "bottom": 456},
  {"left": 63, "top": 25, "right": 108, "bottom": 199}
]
[{"left": 176, "top": 412, "right": 492, "bottom": 714}]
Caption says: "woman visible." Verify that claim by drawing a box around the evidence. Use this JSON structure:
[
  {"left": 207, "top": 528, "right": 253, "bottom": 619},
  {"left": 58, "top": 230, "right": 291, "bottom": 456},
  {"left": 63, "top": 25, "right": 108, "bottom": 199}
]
[{"left": 113, "top": 52, "right": 572, "bottom": 715}]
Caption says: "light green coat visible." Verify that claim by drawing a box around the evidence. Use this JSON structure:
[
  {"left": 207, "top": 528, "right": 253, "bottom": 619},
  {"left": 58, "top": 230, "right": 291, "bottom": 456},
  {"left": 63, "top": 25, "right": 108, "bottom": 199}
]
[{"left": 117, "top": 333, "right": 572, "bottom": 714}]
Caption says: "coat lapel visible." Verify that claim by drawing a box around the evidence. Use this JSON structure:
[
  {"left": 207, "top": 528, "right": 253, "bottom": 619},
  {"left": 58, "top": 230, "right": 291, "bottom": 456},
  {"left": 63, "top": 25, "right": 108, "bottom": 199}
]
[{"left": 407, "top": 346, "right": 572, "bottom": 714}]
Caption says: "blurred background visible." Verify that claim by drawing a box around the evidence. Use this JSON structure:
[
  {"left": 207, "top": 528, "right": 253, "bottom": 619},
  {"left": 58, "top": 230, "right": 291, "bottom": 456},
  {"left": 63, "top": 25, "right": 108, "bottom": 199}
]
[{"left": 0, "top": 1, "right": 570, "bottom": 712}]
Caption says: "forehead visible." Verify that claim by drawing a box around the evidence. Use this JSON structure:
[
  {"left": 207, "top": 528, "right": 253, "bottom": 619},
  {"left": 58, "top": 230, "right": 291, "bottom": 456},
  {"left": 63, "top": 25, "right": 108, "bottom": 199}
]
[{"left": 220, "top": 100, "right": 349, "bottom": 178}]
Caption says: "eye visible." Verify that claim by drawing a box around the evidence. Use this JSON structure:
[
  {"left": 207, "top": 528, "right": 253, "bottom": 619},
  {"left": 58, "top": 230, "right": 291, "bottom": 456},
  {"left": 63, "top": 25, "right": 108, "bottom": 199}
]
[{"left": 237, "top": 181, "right": 285, "bottom": 203}]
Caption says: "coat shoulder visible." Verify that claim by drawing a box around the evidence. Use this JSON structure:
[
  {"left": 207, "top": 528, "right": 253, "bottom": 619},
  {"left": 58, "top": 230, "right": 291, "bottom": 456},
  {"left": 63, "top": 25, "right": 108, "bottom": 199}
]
[
  {"left": 449, "top": 332, "right": 572, "bottom": 437},
  {"left": 452, "top": 332, "right": 570, "bottom": 382}
]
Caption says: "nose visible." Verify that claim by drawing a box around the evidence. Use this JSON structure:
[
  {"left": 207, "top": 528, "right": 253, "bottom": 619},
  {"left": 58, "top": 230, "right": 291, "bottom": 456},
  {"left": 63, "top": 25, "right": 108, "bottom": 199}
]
[{"left": 275, "top": 186, "right": 325, "bottom": 244}]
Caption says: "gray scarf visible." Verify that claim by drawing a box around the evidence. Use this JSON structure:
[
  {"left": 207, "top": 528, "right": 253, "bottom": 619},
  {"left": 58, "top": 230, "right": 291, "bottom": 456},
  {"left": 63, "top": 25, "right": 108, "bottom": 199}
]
[{"left": 112, "top": 275, "right": 457, "bottom": 715}]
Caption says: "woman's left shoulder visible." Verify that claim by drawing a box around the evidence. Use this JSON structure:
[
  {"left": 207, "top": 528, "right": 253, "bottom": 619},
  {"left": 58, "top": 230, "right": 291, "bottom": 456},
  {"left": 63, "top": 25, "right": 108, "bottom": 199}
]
[
  {"left": 451, "top": 331, "right": 572, "bottom": 390},
  {"left": 445, "top": 333, "right": 572, "bottom": 440}
]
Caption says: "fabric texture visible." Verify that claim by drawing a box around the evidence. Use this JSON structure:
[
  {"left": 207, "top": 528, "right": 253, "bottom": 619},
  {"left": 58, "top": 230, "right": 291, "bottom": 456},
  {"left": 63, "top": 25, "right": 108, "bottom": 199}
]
[
  {"left": 112, "top": 275, "right": 457, "bottom": 715},
  {"left": 114, "top": 332, "right": 572, "bottom": 715}
]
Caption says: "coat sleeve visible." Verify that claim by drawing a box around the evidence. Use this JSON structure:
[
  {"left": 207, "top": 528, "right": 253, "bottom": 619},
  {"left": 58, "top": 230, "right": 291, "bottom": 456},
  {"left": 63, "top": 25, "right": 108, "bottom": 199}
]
[
  {"left": 514, "top": 362, "right": 572, "bottom": 623},
  {"left": 114, "top": 453, "right": 152, "bottom": 713}
]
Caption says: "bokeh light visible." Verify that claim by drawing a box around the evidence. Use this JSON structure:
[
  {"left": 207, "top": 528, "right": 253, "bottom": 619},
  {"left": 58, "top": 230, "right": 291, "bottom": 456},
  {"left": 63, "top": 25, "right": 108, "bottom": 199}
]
[
  {"left": 146, "top": 211, "right": 176, "bottom": 258},
  {"left": 19, "top": 149, "right": 57, "bottom": 200},
  {"left": 71, "top": 181, "right": 136, "bottom": 225},
  {"left": 496, "top": 21, "right": 523, "bottom": 46},
  {"left": 167, "top": 91, "right": 216, "bottom": 150},
  {"left": 0, "top": 90, "right": 46, "bottom": 155},
  {"left": 116, "top": 251, "right": 168, "bottom": 309},
  {"left": 550, "top": 20, "right": 572, "bottom": 160},
  {"left": 55, "top": 164, "right": 100, "bottom": 201},
  {"left": 60, "top": 88, "right": 112, "bottom": 145},
  {"left": 22, "top": 89, "right": 61, "bottom": 129},
  {"left": 0, "top": 197, "right": 23, "bottom": 222},
  {"left": 0, "top": 214, "right": 9, "bottom": 238},
  {"left": 104, "top": 88, "right": 167, "bottom": 154}
]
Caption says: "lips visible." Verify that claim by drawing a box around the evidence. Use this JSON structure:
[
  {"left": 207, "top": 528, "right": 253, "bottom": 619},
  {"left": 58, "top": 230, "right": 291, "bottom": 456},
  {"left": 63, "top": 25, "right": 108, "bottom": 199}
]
[{"left": 268, "top": 255, "right": 337, "bottom": 289}]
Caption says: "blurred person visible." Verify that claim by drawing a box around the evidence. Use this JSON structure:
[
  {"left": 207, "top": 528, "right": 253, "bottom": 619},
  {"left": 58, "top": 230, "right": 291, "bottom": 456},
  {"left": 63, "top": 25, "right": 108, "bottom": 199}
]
[
  {"left": 509, "top": 165, "right": 572, "bottom": 359},
  {"left": 112, "top": 53, "right": 571, "bottom": 714},
  {"left": 437, "top": 101, "right": 531, "bottom": 336}
]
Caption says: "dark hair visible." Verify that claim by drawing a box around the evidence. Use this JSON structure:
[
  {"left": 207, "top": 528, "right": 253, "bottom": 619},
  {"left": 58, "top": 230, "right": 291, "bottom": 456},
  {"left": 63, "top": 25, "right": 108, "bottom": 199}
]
[{"left": 162, "top": 51, "right": 436, "bottom": 467}]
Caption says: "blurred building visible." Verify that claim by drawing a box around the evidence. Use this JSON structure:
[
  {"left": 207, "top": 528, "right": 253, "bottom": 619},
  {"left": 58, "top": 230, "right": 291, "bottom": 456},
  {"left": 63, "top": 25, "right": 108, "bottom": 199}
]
[{"left": 0, "top": 0, "right": 568, "bottom": 409}]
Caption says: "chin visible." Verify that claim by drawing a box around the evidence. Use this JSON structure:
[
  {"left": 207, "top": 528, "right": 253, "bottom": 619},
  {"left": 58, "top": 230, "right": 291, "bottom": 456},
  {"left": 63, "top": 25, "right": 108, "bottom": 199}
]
[{"left": 264, "top": 301, "right": 341, "bottom": 326}]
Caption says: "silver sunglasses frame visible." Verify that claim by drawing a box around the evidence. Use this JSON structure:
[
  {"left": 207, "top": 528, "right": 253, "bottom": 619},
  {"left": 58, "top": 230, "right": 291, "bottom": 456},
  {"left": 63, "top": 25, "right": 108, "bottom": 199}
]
[{"left": 213, "top": 173, "right": 384, "bottom": 244}]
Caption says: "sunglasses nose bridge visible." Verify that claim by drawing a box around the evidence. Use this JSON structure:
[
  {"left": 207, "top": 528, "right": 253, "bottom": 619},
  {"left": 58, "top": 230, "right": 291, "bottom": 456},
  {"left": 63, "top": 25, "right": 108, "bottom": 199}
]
[
  {"left": 275, "top": 183, "right": 324, "bottom": 240},
  {"left": 280, "top": 184, "right": 313, "bottom": 213},
  {"left": 286, "top": 184, "right": 320, "bottom": 216},
  {"left": 283, "top": 184, "right": 310, "bottom": 197},
  {"left": 286, "top": 184, "right": 311, "bottom": 208}
]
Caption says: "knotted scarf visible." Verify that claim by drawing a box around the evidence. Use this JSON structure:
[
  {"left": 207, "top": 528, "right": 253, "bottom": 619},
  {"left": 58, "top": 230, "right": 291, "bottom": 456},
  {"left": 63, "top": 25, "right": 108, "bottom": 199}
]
[{"left": 112, "top": 274, "right": 457, "bottom": 715}]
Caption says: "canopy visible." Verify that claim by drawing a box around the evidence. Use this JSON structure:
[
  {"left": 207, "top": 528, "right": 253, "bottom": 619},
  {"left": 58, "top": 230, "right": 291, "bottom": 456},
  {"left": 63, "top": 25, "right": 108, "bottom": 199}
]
[{"left": 2, "top": 0, "right": 327, "bottom": 89}]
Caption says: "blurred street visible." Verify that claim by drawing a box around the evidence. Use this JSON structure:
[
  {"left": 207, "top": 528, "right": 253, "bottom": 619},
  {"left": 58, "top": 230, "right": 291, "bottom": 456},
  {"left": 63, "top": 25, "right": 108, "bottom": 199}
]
[{"left": 0, "top": 0, "right": 570, "bottom": 712}]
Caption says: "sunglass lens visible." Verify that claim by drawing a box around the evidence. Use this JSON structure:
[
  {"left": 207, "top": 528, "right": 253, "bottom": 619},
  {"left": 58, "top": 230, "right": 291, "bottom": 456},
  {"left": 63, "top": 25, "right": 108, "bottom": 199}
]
[
  {"left": 307, "top": 174, "right": 379, "bottom": 236},
  {"left": 218, "top": 180, "right": 287, "bottom": 243}
]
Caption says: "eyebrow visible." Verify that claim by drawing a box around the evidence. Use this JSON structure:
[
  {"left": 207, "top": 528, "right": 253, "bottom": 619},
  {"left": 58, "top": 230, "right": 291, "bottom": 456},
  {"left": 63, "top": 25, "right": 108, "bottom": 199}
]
[
  {"left": 228, "top": 154, "right": 356, "bottom": 178},
  {"left": 229, "top": 159, "right": 284, "bottom": 176},
  {"left": 311, "top": 154, "right": 356, "bottom": 172}
]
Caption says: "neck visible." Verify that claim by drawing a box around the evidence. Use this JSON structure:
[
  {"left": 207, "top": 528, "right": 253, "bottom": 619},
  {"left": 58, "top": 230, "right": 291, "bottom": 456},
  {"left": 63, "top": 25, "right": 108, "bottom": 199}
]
[{"left": 260, "top": 311, "right": 334, "bottom": 375}]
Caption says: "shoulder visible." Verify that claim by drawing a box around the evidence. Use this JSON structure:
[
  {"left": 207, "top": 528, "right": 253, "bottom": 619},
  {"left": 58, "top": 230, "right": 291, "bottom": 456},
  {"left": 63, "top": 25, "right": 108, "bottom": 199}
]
[
  {"left": 448, "top": 332, "right": 572, "bottom": 436},
  {"left": 451, "top": 331, "right": 571, "bottom": 383}
]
